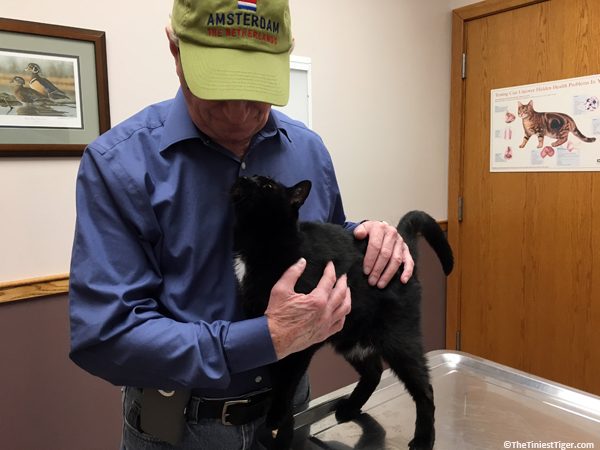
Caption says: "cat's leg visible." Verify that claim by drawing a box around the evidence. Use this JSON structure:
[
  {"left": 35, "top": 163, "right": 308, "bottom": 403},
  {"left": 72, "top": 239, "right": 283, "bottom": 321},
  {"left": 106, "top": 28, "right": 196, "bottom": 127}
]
[
  {"left": 382, "top": 342, "right": 435, "bottom": 450},
  {"left": 551, "top": 131, "right": 569, "bottom": 147},
  {"left": 261, "top": 349, "right": 316, "bottom": 450},
  {"left": 267, "top": 415, "right": 294, "bottom": 450},
  {"left": 267, "top": 350, "right": 314, "bottom": 428},
  {"left": 537, "top": 134, "right": 545, "bottom": 148},
  {"left": 519, "top": 134, "right": 531, "bottom": 148},
  {"left": 335, "top": 352, "right": 383, "bottom": 422}
]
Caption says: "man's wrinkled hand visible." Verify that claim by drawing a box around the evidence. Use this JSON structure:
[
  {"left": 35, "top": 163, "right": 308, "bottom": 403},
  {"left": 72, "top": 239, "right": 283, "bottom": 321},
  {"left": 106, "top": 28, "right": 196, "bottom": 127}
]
[
  {"left": 265, "top": 259, "right": 351, "bottom": 359},
  {"left": 353, "top": 220, "right": 414, "bottom": 288}
]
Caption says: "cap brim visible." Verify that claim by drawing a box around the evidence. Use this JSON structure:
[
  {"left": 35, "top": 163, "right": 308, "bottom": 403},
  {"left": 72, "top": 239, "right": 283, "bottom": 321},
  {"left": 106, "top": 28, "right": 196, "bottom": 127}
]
[{"left": 179, "top": 41, "right": 290, "bottom": 106}]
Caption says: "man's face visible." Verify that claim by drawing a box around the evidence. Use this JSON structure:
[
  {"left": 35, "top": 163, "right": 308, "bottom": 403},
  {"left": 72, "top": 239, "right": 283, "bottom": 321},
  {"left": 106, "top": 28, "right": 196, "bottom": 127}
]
[
  {"left": 172, "top": 42, "right": 271, "bottom": 153},
  {"left": 182, "top": 88, "right": 271, "bottom": 147}
]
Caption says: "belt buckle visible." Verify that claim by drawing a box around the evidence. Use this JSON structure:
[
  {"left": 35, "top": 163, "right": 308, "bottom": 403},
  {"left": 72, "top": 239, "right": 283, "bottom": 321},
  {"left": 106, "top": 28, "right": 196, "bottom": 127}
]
[{"left": 221, "top": 398, "right": 250, "bottom": 425}]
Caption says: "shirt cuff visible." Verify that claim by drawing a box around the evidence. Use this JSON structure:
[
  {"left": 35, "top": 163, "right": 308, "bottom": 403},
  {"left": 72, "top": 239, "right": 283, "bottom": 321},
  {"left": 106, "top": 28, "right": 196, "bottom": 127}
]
[
  {"left": 223, "top": 316, "right": 278, "bottom": 374},
  {"left": 343, "top": 220, "right": 361, "bottom": 232}
]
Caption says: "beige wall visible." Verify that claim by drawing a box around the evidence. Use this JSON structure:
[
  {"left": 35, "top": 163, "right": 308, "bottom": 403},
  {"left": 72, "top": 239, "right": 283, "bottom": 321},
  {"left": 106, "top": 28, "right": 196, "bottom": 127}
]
[
  {"left": 292, "top": 0, "right": 455, "bottom": 223},
  {"left": 0, "top": 0, "right": 477, "bottom": 282},
  {"left": 0, "top": 2, "right": 478, "bottom": 447}
]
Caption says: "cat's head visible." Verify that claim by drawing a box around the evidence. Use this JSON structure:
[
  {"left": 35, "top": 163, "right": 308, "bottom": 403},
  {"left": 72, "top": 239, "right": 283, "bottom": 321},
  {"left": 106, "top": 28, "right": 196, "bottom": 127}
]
[
  {"left": 230, "top": 175, "right": 312, "bottom": 225},
  {"left": 518, "top": 100, "right": 534, "bottom": 117}
]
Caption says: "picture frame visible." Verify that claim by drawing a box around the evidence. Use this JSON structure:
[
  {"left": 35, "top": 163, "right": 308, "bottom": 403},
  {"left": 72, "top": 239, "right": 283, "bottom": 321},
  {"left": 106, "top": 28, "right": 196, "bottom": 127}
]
[{"left": 0, "top": 18, "right": 110, "bottom": 156}]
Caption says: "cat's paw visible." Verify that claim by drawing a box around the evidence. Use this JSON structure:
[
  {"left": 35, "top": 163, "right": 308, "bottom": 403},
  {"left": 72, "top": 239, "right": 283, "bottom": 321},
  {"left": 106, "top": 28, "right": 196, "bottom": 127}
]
[
  {"left": 262, "top": 422, "right": 294, "bottom": 450},
  {"left": 408, "top": 434, "right": 435, "bottom": 450},
  {"left": 272, "top": 431, "right": 293, "bottom": 450},
  {"left": 256, "top": 427, "right": 276, "bottom": 449},
  {"left": 334, "top": 398, "right": 362, "bottom": 423}
]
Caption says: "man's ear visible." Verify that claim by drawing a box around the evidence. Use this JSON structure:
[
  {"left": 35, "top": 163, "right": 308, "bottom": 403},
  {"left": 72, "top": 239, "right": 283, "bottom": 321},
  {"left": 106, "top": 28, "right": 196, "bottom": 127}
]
[
  {"left": 166, "top": 28, "right": 179, "bottom": 59},
  {"left": 166, "top": 29, "right": 185, "bottom": 82},
  {"left": 289, "top": 180, "right": 312, "bottom": 208}
]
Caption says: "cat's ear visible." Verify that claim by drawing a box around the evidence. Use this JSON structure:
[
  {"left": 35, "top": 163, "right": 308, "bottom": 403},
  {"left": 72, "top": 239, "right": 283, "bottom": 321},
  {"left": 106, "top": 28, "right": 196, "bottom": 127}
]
[
  {"left": 289, "top": 180, "right": 312, "bottom": 208},
  {"left": 518, "top": 101, "right": 523, "bottom": 106},
  {"left": 527, "top": 100, "right": 533, "bottom": 106}
]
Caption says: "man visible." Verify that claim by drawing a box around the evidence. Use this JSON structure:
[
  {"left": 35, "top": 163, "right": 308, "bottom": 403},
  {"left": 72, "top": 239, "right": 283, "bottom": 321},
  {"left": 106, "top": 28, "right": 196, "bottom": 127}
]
[{"left": 69, "top": 0, "right": 414, "bottom": 448}]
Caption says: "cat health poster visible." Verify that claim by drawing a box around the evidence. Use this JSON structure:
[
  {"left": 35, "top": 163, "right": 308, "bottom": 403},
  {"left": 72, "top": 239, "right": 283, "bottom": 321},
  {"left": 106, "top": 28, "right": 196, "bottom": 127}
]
[{"left": 490, "top": 74, "right": 600, "bottom": 172}]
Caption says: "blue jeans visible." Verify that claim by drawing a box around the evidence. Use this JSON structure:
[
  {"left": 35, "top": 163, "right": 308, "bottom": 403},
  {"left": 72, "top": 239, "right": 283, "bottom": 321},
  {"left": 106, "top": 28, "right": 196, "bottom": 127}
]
[{"left": 121, "top": 375, "right": 310, "bottom": 450}]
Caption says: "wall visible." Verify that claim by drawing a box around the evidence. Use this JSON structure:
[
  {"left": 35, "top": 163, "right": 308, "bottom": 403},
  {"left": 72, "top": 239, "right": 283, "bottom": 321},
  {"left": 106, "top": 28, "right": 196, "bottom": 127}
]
[
  {"left": 0, "top": 0, "right": 478, "bottom": 448},
  {"left": 291, "top": 0, "right": 454, "bottom": 223},
  {"left": 0, "top": 294, "right": 123, "bottom": 449},
  {"left": 0, "top": 0, "right": 471, "bottom": 283},
  {"left": 450, "top": 0, "right": 480, "bottom": 9},
  {"left": 1, "top": 1, "right": 175, "bottom": 282}
]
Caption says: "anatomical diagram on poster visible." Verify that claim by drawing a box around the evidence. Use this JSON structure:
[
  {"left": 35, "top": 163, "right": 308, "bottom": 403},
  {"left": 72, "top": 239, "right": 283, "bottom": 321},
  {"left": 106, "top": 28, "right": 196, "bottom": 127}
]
[{"left": 490, "top": 74, "right": 600, "bottom": 172}]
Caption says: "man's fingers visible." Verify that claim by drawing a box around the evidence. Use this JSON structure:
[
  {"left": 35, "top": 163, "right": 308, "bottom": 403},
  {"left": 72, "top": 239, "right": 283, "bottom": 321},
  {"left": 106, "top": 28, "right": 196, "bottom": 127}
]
[
  {"left": 353, "top": 222, "right": 368, "bottom": 240},
  {"left": 374, "top": 235, "right": 404, "bottom": 288},
  {"left": 328, "top": 285, "right": 351, "bottom": 334},
  {"left": 400, "top": 243, "right": 415, "bottom": 284},
  {"left": 362, "top": 225, "right": 385, "bottom": 275},
  {"left": 330, "top": 317, "right": 346, "bottom": 334},
  {"left": 272, "top": 258, "right": 307, "bottom": 295},
  {"left": 314, "top": 260, "right": 337, "bottom": 293},
  {"left": 330, "top": 283, "right": 351, "bottom": 314},
  {"left": 367, "top": 227, "right": 399, "bottom": 285},
  {"left": 328, "top": 274, "right": 348, "bottom": 309}
]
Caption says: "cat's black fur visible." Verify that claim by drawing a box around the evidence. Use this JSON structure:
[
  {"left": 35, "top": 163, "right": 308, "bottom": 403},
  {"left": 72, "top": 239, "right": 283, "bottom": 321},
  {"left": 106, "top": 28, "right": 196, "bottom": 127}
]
[{"left": 230, "top": 175, "right": 454, "bottom": 450}]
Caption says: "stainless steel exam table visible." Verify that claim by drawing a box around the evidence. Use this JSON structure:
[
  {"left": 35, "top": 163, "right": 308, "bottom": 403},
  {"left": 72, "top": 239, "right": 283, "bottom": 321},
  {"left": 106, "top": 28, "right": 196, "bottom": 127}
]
[{"left": 294, "top": 351, "right": 600, "bottom": 449}]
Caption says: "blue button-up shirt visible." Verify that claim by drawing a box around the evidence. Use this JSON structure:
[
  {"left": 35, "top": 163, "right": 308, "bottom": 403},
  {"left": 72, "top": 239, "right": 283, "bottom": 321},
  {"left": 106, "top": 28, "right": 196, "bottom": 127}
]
[{"left": 69, "top": 89, "right": 355, "bottom": 397}]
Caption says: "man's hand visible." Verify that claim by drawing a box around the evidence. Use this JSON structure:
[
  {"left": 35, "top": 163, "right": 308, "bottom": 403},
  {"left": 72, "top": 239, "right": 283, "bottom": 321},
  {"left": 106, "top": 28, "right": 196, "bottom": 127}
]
[
  {"left": 353, "top": 220, "right": 414, "bottom": 288},
  {"left": 265, "top": 259, "right": 351, "bottom": 360}
]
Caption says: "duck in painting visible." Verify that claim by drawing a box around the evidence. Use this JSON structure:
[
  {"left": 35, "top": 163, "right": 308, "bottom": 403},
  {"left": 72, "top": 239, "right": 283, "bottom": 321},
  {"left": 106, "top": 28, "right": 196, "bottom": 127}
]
[
  {"left": 24, "top": 63, "right": 70, "bottom": 100},
  {"left": 10, "top": 76, "right": 49, "bottom": 104},
  {"left": 0, "top": 92, "right": 23, "bottom": 114}
]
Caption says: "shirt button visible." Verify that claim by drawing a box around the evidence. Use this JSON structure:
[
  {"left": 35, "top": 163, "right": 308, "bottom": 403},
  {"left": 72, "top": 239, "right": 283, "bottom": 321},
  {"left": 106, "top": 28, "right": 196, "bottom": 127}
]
[
  {"left": 241, "top": 161, "right": 247, "bottom": 170},
  {"left": 255, "top": 376, "right": 262, "bottom": 383}
]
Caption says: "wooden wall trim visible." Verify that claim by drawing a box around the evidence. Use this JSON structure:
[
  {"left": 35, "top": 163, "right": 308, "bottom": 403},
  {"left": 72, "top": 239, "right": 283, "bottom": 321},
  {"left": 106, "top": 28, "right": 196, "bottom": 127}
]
[
  {"left": 0, "top": 224, "right": 447, "bottom": 305},
  {"left": 0, "top": 273, "right": 69, "bottom": 304},
  {"left": 446, "top": 9, "right": 466, "bottom": 351},
  {"left": 454, "top": 0, "right": 548, "bottom": 21}
]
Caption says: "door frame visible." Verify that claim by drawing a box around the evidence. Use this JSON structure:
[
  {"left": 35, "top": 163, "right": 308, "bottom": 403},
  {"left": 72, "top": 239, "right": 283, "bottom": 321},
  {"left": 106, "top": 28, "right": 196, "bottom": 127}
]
[{"left": 446, "top": 0, "right": 551, "bottom": 350}]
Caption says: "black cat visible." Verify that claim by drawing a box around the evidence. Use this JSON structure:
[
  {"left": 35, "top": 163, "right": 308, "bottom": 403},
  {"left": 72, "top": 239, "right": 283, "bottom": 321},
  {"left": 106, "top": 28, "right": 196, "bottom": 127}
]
[{"left": 230, "top": 175, "right": 454, "bottom": 450}]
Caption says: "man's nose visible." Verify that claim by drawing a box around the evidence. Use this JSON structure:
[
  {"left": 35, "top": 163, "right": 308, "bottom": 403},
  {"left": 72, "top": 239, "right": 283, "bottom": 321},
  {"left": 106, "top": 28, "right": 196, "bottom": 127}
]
[{"left": 221, "top": 100, "right": 252, "bottom": 121}]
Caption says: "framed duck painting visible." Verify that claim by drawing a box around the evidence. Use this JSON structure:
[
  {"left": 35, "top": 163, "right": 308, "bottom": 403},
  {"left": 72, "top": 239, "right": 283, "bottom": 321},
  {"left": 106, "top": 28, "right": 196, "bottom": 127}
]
[{"left": 0, "top": 18, "right": 110, "bottom": 156}]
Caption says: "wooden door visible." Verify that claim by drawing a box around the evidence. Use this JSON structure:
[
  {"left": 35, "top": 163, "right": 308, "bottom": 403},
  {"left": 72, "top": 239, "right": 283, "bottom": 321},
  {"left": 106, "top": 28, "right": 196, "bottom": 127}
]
[{"left": 447, "top": 0, "right": 600, "bottom": 395}]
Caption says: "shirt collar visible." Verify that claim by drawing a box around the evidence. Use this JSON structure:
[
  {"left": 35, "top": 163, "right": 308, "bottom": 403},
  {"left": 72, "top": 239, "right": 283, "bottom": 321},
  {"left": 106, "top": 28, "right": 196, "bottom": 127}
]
[
  {"left": 159, "top": 89, "right": 203, "bottom": 153},
  {"left": 258, "top": 109, "right": 292, "bottom": 143},
  {"left": 159, "top": 89, "right": 292, "bottom": 153}
]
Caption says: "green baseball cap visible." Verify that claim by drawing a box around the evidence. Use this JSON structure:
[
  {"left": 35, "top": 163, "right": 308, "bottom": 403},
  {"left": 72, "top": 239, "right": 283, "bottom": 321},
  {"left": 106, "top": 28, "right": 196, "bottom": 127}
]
[{"left": 171, "top": 0, "right": 292, "bottom": 106}]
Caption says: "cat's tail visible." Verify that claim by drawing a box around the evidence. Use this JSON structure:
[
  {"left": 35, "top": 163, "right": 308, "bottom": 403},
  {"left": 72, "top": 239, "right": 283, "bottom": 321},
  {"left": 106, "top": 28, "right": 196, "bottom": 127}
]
[
  {"left": 572, "top": 127, "right": 596, "bottom": 143},
  {"left": 397, "top": 211, "right": 454, "bottom": 275}
]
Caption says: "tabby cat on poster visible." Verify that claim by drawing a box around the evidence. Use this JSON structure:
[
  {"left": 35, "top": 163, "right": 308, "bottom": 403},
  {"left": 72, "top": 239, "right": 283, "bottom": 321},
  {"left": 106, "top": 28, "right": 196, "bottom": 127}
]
[
  {"left": 230, "top": 175, "right": 454, "bottom": 450},
  {"left": 518, "top": 100, "right": 596, "bottom": 148}
]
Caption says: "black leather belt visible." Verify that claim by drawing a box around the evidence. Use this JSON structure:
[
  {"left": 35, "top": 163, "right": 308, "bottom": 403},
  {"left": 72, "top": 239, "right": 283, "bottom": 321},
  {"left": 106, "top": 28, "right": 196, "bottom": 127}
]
[{"left": 189, "top": 389, "right": 272, "bottom": 426}]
